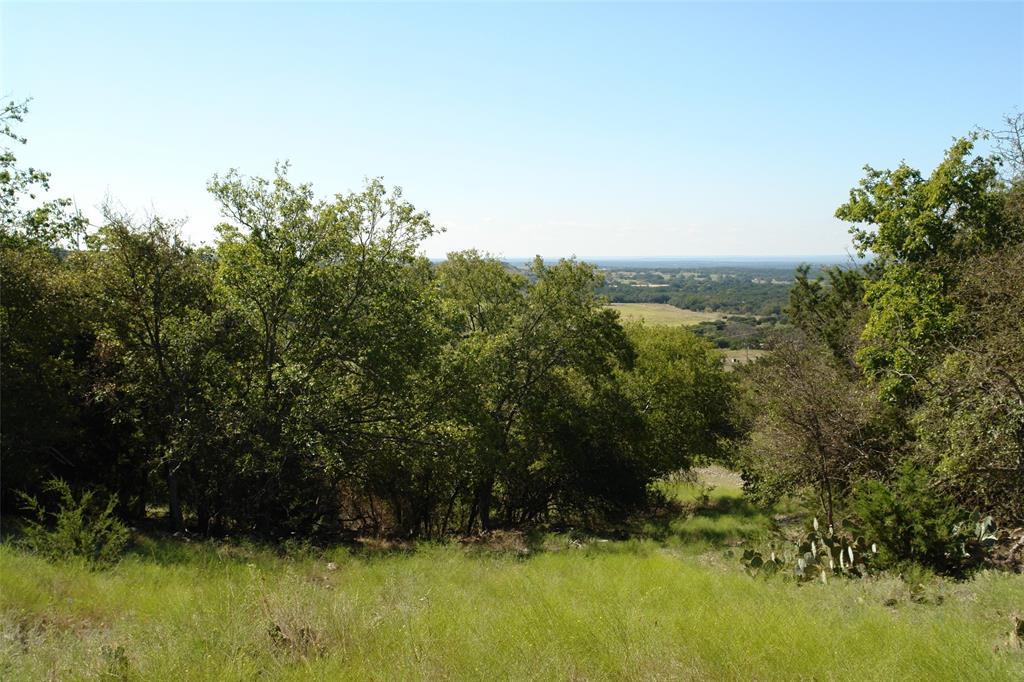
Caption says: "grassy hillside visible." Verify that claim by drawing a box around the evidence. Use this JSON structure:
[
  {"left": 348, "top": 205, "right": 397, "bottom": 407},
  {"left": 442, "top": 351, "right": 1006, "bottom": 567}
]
[{"left": 3, "top": 479, "right": 1022, "bottom": 681}]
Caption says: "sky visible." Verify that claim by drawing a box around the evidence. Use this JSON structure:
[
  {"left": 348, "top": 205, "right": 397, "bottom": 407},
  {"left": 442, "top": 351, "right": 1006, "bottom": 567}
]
[{"left": 2, "top": 2, "right": 1022, "bottom": 259}]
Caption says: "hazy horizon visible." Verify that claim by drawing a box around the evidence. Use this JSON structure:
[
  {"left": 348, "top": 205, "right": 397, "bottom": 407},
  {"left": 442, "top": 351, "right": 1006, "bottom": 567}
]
[{"left": 456, "top": 254, "right": 866, "bottom": 266}]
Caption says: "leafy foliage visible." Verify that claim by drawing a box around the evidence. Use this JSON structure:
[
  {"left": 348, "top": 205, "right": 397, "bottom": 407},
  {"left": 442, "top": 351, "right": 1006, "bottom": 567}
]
[
  {"left": 1, "top": 103, "right": 737, "bottom": 539},
  {"left": 837, "top": 135, "right": 1021, "bottom": 402},
  {"left": 5, "top": 98, "right": 1022, "bottom": 561},
  {"left": 621, "top": 324, "right": 736, "bottom": 473},
  {"left": 740, "top": 120, "right": 1022, "bottom": 580},
  {"left": 17, "top": 479, "right": 130, "bottom": 567},
  {"left": 1, "top": 101, "right": 92, "bottom": 510},
  {"left": 913, "top": 244, "right": 1024, "bottom": 521},
  {"left": 848, "top": 464, "right": 977, "bottom": 575},
  {"left": 1, "top": 99, "right": 87, "bottom": 249},
  {"left": 739, "top": 331, "right": 899, "bottom": 527}
]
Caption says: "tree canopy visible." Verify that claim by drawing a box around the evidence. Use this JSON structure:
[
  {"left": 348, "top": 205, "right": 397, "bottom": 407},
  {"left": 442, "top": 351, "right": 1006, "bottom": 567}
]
[{"left": 1, "top": 106, "right": 737, "bottom": 537}]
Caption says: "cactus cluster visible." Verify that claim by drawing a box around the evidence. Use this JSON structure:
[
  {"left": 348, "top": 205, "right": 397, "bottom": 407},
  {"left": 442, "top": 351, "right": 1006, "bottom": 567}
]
[
  {"left": 952, "top": 514, "right": 1000, "bottom": 564},
  {"left": 740, "top": 517, "right": 879, "bottom": 583}
]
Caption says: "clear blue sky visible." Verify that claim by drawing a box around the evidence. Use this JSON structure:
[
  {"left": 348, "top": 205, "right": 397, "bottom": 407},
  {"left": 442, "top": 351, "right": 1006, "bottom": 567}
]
[{"left": 2, "top": 2, "right": 1021, "bottom": 258}]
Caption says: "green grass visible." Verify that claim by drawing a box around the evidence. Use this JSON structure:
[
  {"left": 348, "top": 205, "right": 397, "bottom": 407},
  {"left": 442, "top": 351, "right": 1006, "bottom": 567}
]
[
  {"left": 3, "top": 481, "right": 1023, "bottom": 680},
  {"left": 648, "top": 473, "right": 802, "bottom": 551},
  {"left": 607, "top": 303, "right": 722, "bottom": 326}
]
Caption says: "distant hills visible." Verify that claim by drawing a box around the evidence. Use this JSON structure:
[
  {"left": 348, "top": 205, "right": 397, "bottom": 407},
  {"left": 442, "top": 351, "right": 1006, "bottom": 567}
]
[{"left": 494, "top": 255, "right": 868, "bottom": 270}]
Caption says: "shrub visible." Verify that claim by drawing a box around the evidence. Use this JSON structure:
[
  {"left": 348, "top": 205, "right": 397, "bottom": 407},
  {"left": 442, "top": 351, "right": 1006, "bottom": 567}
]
[
  {"left": 849, "top": 464, "right": 976, "bottom": 576},
  {"left": 17, "top": 478, "right": 130, "bottom": 567}
]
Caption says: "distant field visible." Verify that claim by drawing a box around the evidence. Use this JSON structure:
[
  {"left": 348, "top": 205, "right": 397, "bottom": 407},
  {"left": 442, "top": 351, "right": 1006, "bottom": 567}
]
[
  {"left": 719, "top": 348, "right": 769, "bottom": 365},
  {"left": 608, "top": 303, "right": 721, "bottom": 326}
]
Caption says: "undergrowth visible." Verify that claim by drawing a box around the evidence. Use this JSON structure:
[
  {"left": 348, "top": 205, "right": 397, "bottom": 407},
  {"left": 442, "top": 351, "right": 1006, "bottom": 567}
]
[
  {"left": 1, "top": 476, "right": 1022, "bottom": 680},
  {"left": 15, "top": 478, "right": 129, "bottom": 568}
]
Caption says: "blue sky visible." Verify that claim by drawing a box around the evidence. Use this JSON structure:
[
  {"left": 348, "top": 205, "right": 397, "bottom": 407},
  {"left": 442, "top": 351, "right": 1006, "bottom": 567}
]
[{"left": 2, "top": 2, "right": 1021, "bottom": 258}]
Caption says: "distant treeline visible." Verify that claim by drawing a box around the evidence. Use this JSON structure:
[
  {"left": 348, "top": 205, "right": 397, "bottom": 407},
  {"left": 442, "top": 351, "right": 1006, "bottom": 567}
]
[
  {"left": 690, "top": 316, "right": 782, "bottom": 350},
  {"left": 598, "top": 267, "right": 802, "bottom": 316},
  {"left": 1, "top": 101, "right": 736, "bottom": 539},
  {"left": 598, "top": 269, "right": 796, "bottom": 349}
]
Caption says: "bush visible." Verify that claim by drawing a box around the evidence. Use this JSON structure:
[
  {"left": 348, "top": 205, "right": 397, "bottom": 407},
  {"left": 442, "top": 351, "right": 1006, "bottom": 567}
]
[
  {"left": 849, "top": 464, "right": 975, "bottom": 576},
  {"left": 17, "top": 478, "right": 130, "bottom": 567}
]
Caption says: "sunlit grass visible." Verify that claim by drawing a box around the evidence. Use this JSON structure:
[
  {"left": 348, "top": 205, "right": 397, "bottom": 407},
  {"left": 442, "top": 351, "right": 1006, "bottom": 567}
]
[
  {"left": 606, "top": 303, "right": 722, "bottom": 326},
  {"left": 3, "top": 477, "right": 1023, "bottom": 681}
]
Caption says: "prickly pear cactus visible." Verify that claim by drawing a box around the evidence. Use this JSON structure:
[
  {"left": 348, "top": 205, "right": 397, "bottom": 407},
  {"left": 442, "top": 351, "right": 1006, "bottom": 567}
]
[
  {"left": 741, "top": 548, "right": 782, "bottom": 577},
  {"left": 951, "top": 514, "right": 1001, "bottom": 568},
  {"left": 740, "top": 517, "right": 879, "bottom": 582}
]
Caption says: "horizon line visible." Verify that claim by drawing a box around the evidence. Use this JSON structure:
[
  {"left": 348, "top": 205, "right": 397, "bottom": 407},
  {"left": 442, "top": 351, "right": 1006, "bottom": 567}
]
[{"left": 425, "top": 253, "right": 867, "bottom": 261}]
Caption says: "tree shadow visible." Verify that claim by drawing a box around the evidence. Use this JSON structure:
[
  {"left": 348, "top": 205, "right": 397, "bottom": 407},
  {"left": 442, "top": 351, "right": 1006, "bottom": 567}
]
[{"left": 629, "top": 492, "right": 778, "bottom": 545}]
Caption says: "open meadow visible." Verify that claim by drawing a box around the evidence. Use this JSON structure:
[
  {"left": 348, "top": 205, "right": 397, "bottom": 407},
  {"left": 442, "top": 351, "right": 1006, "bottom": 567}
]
[
  {"left": 606, "top": 303, "right": 722, "bottom": 326},
  {"left": 606, "top": 304, "right": 768, "bottom": 365},
  {"left": 3, "top": 475, "right": 1022, "bottom": 681}
]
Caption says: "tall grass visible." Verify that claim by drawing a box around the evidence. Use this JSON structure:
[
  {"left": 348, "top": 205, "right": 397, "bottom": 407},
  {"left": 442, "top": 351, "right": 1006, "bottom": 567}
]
[{"left": 2, "top": 484, "right": 1022, "bottom": 680}]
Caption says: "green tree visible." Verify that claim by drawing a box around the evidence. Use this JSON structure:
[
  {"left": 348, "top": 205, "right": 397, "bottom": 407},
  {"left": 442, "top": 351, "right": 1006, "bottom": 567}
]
[
  {"left": 836, "top": 136, "right": 1019, "bottom": 401},
  {"left": 1, "top": 99, "right": 87, "bottom": 249},
  {"left": 741, "top": 257, "right": 901, "bottom": 525},
  {"left": 836, "top": 129, "right": 1024, "bottom": 525},
  {"left": 620, "top": 324, "right": 735, "bottom": 475},
  {"left": 437, "top": 254, "right": 643, "bottom": 530},
  {"left": 740, "top": 332, "right": 897, "bottom": 527},
  {"left": 86, "top": 209, "right": 218, "bottom": 530},
  {"left": 913, "top": 245, "right": 1024, "bottom": 522},
  {"left": 787, "top": 264, "right": 868, "bottom": 367},
  {"left": 0, "top": 100, "right": 90, "bottom": 508},
  {"left": 207, "top": 166, "right": 438, "bottom": 535},
  {"left": 493, "top": 258, "right": 637, "bottom": 524}
]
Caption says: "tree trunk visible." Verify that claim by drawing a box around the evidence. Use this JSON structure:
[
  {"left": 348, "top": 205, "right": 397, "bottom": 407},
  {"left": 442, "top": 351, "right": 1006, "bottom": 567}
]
[
  {"left": 820, "top": 467, "right": 835, "bottom": 531},
  {"left": 465, "top": 499, "right": 478, "bottom": 535},
  {"left": 815, "top": 443, "right": 835, "bottom": 531},
  {"left": 477, "top": 476, "right": 494, "bottom": 531},
  {"left": 196, "top": 499, "right": 211, "bottom": 535},
  {"left": 166, "top": 464, "right": 184, "bottom": 532}
]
